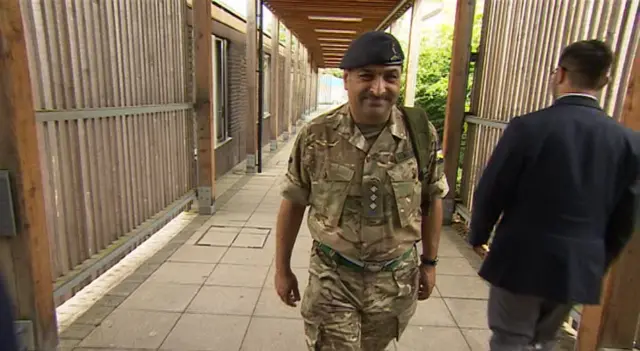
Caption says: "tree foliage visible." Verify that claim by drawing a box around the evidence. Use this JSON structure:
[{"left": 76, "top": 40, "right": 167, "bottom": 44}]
[
  {"left": 399, "top": 12, "right": 483, "bottom": 143},
  {"left": 397, "top": 12, "right": 483, "bottom": 193}
]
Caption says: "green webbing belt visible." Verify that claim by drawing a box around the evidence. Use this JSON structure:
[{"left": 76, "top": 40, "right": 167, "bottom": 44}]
[{"left": 316, "top": 242, "right": 414, "bottom": 272}]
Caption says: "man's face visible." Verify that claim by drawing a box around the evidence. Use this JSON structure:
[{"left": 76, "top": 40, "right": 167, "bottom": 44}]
[{"left": 343, "top": 65, "right": 402, "bottom": 121}]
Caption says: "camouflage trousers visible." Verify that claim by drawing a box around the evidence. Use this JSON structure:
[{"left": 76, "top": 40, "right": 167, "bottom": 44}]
[{"left": 301, "top": 244, "right": 419, "bottom": 351}]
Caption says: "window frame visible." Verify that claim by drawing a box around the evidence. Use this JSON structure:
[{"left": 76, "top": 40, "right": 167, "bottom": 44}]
[{"left": 213, "top": 36, "right": 230, "bottom": 147}]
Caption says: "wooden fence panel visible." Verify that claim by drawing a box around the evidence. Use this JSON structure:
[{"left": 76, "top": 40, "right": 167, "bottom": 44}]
[
  {"left": 459, "top": 0, "right": 640, "bottom": 217},
  {"left": 19, "top": 0, "right": 195, "bottom": 302}
]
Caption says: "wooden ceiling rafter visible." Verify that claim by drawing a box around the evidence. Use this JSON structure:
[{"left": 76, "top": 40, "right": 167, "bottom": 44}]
[{"left": 264, "top": 0, "right": 411, "bottom": 68}]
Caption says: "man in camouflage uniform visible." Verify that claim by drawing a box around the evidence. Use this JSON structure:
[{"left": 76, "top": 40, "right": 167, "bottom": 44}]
[{"left": 274, "top": 31, "right": 449, "bottom": 350}]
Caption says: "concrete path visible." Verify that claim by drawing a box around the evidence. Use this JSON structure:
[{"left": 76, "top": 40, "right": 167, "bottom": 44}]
[{"left": 58, "top": 135, "right": 495, "bottom": 351}]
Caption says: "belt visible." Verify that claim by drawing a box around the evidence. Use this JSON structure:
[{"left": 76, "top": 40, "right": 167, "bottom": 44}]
[{"left": 316, "top": 242, "right": 414, "bottom": 272}]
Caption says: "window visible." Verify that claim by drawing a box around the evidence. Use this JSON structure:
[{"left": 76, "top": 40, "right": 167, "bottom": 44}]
[
  {"left": 213, "top": 37, "right": 229, "bottom": 145},
  {"left": 262, "top": 54, "right": 271, "bottom": 118}
]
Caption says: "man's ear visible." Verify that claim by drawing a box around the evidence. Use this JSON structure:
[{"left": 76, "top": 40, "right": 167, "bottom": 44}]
[
  {"left": 597, "top": 75, "right": 610, "bottom": 89},
  {"left": 557, "top": 67, "right": 568, "bottom": 85},
  {"left": 343, "top": 70, "right": 349, "bottom": 90}
]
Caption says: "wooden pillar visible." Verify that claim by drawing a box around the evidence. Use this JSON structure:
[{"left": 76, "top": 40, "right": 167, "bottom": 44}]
[
  {"left": 576, "top": 43, "right": 640, "bottom": 351},
  {"left": 284, "top": 30, "right": 293, "bottom": 140},
  {"left": 403, "top": 0, "right": 423, "bottom": 107},
  {"left": 245, "top": 0, "right": 258, "bottom": 172},
  {"left": 299, "top": 47, "right": 304, "bottom": 117},
  {"left": 292, "top": 39, "right": 300, "bottom": 133},
  {"left": 299, "top": 44, "right": 303, "bottom": 119},
  {"left": 0, "top": 1, "right": 57, "bottom": 349},
  {"left": 312, "top": 64, "right": 317, "bottom": 111},
  {"left": 442, "top": 0, "right": 476, "bottom": 224},
  {"left": 308, "top": 55, "right": 312, "bottom": 113},
  {"left": 304, "top": 49, "right": 309, "bottom": 114},
  {"left": 269, "top": 19, "right": 280, "bottom": 151},
  {"left": 194, "top": 0, "right": 215, "bottom": 214}
]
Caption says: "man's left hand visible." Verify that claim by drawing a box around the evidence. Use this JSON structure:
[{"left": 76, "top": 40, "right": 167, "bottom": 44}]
[{"left": 418, "top": 265, "right": 436, "bottom": 300}]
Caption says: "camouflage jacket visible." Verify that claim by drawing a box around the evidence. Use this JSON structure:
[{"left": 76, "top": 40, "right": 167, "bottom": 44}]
[{"left": 281, "top": 104, "right": 449, "bottom": 261}]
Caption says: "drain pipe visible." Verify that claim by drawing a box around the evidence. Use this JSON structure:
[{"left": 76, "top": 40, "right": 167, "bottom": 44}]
[{"left": 257, "top": 0, "right": 264, "bottom": 173}]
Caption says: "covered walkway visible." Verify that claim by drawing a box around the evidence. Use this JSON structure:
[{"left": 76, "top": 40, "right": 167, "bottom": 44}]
[
  {"left": 57, "top": 135, "right": 496, "bottom": 351},
  {"left": 0, "top": 0, "right": 638, "bottom": 350}
]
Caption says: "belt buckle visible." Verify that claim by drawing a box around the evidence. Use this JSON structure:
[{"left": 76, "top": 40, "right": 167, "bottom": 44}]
[{"left": 363, "top": 262, "right": 385, "bottom": 272}]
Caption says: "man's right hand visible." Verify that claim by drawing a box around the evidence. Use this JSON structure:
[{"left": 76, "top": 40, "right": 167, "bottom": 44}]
[
  {"left": 275, "top": 269, "right": 300, "bottom": 307},
  {"left": 473, "top": 244, "right": 489, "bottom": 259}
]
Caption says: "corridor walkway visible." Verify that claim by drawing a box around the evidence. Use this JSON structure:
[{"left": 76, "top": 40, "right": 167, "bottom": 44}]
[{"left": 57, "top": 129, "right": 495, "bottom": 351}]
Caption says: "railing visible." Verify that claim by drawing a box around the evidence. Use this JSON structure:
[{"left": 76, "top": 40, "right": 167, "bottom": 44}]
[
  {"left": 19, "top": 0, "right": 195, "bottom": 303},
  {"left": 458, "top": 115, "right": 507, "bottom": 219}
]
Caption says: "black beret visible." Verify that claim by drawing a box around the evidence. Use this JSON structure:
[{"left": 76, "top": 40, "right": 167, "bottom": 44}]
[{"left": 339, "top": 31, "right": 404, "bottom": 70}]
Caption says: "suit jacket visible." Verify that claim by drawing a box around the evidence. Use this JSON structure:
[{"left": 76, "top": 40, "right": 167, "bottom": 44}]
[
  {"left": 468, "top": 95, "right": 640, "bottom": 304},
  {"left": 0, "top": 275, "right": 17, "bottom": 351}
]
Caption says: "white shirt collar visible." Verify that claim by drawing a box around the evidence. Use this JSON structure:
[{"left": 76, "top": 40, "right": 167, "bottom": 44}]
[{"left": 557, "top": 93, "right": 598, "bottom": 101}]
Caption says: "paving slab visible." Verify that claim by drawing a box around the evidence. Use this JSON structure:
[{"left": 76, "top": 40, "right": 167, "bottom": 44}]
[{"left": 65, "top": 129, "right": 502, "bottom": 351}]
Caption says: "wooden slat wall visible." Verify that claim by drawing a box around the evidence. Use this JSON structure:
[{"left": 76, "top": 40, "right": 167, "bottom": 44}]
[
  {"left": 18, "top": 0, "right": 194, "bottom": 299},
  {"left": 459, "top": 0, "right": 640, "bottom": 214}
]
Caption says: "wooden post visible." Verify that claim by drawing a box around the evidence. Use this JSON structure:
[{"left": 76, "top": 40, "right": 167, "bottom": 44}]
[
  {"left": 270, "top": 19, "right": 280, "bottom": 151},
  {"left": 294, "top": 42, "right": 300, "bottom": 127},
  {"left": 442, "top": 0, "right": 476, "bottom": 224},
  {"left": 576, "top": 43, "right": 640, "bottom": 351},
  {"left": 284, "top": 30, "right": 293, "bottom": 140},
  {"left": 194, "top": 0, "right": 215, "bottom": 215},
  {"left": 312, "top": 64, "right": 317, "bottom": 112},
  {"left": 246, "top": 0, "right": 258, "bottom": 173},
  {"left": 0, "top": 1, "right": 57, "bottom": 349},
  {"left": 292, "top": 39, "right": 300, "bottom": 134},
  {"left": 404, "top": 0, "right": 423, "bottom": 107},
  {"left": 304, "top": 49, "right": 309, "bottom": 115}
]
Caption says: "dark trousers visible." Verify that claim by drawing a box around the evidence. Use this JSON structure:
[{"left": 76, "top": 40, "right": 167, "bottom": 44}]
[
  {"left": 488, "top": 285, "right": 572, "bottom": 351},
  {"left": 0, "top": 275, "right": 18, "bottom": 351}
]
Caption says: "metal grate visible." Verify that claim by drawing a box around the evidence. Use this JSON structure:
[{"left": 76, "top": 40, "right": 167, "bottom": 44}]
[{"left": 195, "top": 225, "right": 271, "bottom": 249}]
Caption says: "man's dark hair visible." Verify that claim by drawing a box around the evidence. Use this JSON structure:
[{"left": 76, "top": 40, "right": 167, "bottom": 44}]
[{"left": 558, "top": 40, "right": 613, "bottom": 90}]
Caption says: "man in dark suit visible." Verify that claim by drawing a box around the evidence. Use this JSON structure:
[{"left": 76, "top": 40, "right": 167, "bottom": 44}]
[{"left": 468, "top": 39, "right": 640, "bottom": 351}]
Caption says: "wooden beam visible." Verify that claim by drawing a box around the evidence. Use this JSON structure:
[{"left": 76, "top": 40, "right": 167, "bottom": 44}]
[
  {"left": 194, "top": 0, "right": 215, "bottom": 215},
  {"left": 270, "top": 19, "right": 280, "bottom": 150},
  {"left": 442, "top": 0, "right": 476, "bottom": 223},
  {"left": 404, "top": 0, "right": 423, "bottom": 107},
  {"left": 576, "top": 42, "right": 640, "bottom": 351},
  {"left": 246, "top": 0, "right": 258, "bottom": 172},
  {"left": 0, "top": 1, "right": 57, "bottom": 349}
]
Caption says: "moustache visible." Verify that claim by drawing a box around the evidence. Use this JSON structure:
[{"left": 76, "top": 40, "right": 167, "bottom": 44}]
[{"left": 359, "top": 92, "right": 392, "bottom": 102}]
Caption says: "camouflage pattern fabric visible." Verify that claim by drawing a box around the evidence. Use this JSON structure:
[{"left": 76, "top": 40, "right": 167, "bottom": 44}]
[
  {"left": 281, "top": 104, "right": 449, "bottom": 261},
  {"left": 301, "top": 242, "right": 419, "bottom": 351}
]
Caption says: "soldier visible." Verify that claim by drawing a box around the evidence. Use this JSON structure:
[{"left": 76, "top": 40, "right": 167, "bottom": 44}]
[{"left": 273, "top": 31, "right": 449, "bottom": 350}]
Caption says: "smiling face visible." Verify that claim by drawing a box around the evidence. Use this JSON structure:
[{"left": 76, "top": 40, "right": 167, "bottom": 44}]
[{"left": 343, "top": 65, "right": 402, "bottom": 123}]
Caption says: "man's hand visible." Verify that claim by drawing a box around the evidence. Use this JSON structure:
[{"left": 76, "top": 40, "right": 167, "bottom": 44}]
[
  {"left": 275, "top": 269, "right": 300, "bottom": 307},
  {"left": 418, "top": 265, "right": 436, "bottom": 300},
  {"left": 473, "top": 244, "right": 489, "bottom": 259}
]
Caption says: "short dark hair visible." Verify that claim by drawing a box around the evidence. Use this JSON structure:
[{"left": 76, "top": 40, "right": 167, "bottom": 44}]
[{"left": 558, "top": 40, "right": 613, "bottom": 90}]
